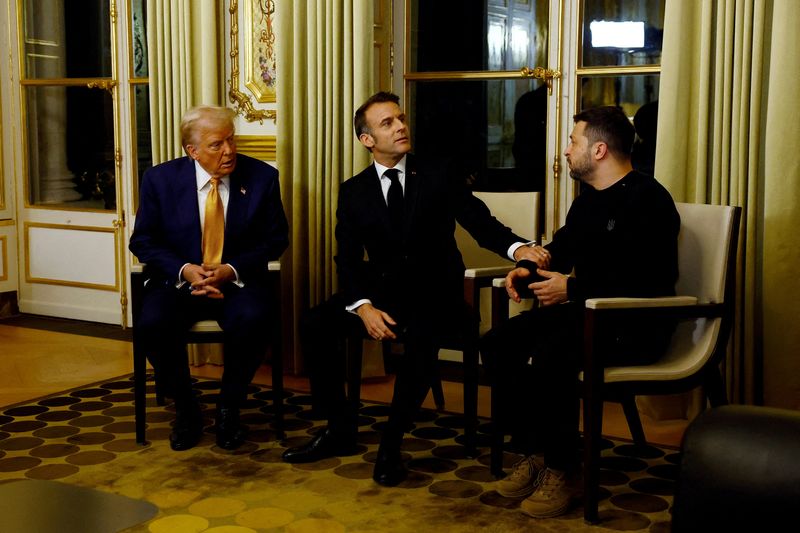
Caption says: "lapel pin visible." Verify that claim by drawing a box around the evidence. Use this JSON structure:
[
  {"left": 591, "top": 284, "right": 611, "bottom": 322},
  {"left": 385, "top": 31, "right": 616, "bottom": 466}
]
[{"left": 240, "top": 186, "right": 247, "bottom": 195}]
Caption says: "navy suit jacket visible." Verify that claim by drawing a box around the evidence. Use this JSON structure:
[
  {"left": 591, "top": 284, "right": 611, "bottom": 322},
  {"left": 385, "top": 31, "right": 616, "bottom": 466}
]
[
  {"left": 129, "top": 154, "right": 289, "bottom": 285},
  {"left": 335, "top": 154, "right": 525, "bottom": 313}
]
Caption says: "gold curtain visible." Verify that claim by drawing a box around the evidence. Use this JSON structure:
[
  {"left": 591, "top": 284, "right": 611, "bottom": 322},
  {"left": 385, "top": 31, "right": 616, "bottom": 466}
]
[
  {"left": 655, "top": 0, "right": 800, "bottom": 408},
  {"left": 146, "top": 0, "right": 225, "bottom": 365},
  {"left": 147, "top": 0, "right": 224, "bottom": 163},
  {"left": 275, "top": 0, "right": 373, "bottom": 370}
]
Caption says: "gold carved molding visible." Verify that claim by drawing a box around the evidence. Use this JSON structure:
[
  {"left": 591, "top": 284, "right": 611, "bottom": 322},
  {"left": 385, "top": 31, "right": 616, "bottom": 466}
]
[
  {"left": 235, "top": 135, "right": 277, "bottom": 161},
  {"left": 0, "top": 236, "right": 7, "bottom": 282},
  {"left": 229, "top": 0, "right": 277, "bottom": 123}
]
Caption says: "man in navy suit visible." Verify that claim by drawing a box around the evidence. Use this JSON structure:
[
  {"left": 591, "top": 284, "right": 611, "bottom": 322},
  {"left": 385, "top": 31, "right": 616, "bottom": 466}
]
[
  {"left": 281, "top": 92, "right": 540, "bottom": 485},
  {"left": 129, "top": 105, "right": 288, "bottom": 451}
]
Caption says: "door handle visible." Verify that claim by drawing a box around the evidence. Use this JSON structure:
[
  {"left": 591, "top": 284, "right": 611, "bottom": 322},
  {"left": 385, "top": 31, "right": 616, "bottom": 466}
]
[{"left": 520, "top": 66, "right": 561, "bottom": 94}]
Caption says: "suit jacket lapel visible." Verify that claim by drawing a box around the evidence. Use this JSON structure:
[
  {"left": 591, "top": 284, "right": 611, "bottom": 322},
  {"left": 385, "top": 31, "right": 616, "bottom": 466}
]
[
  {"left": 403, "top": 156, "right": 420, "bottom": 236},
  {"left": 175, "top": 159, "right": 202, "bottom": 259},
  {"left": 363, "top": 165, "right": 392, "bottom": 231},
  {"left": 226, "top": 171, "right": 250, "bottom": 241}
]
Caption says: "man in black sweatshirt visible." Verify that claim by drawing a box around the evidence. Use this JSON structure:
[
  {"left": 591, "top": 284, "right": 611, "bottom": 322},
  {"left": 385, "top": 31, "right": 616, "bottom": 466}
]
[{"left": 481, "top": 106, "right": 679, "bottom": 519}]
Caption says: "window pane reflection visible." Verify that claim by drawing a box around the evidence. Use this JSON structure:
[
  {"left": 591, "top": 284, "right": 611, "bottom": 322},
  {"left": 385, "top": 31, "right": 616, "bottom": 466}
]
[
  {"left": 23, "top": 0, "right": 112, "bottom": 79},
  {"left": 132, "top": 84, "right": 152, "bottom": 207},
  {"left": 409, "top": 0, "right": 548, "bottom": 72},
  {"left": 579, "top": 75, "right": 660, "bottom": 176},
  {"left": 581, "top": 0, "right": 665, "bottom": 68},
  {"left": 132, "top": 0, "right": 148, "bottom": 77},
  {"left": 409, "top": 79, "right": 548, "bottom": 191},
  {"left": 25, "top": 86, "right": 116, "bottom": 209}
]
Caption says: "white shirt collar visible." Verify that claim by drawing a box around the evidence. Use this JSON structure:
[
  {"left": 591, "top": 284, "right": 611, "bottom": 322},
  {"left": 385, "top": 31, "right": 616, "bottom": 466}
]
[
  {"left": 194, "top": 160, "right": 230, "bottom": 190},
  {"left": 374, "top": 154, "right": 407, "bottom": 180}
]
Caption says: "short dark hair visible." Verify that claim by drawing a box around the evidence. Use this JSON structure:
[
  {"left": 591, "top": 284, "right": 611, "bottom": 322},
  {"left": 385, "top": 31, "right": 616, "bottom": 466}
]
[
  {"left": 573, "top": 106, "right": 635, "bottom": 160},
  {"left": 353, "top": 91, "right": 400, "bottom": 138}
]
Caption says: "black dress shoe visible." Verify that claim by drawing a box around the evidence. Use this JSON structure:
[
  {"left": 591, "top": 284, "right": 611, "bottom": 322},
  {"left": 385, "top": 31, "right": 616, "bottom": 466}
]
[
  {"left": 215, "top": 407, "right": 247, "bottom": 450},
  {"left": 282, "top": 427, "right": 357, "bottom": 463},
  {"left": 170, "top": 404, "right": 204, "bottom": 451},
  {"left": 372, "top": 448, "right": 407, "bottom": 486}
]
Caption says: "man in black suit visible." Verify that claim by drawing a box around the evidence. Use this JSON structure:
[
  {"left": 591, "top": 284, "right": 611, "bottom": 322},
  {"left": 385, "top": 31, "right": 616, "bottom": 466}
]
[
  {"left": 281, "top": 92, "right": 540, "bottom": 485},
  {"left": 129, "top": 105, "right": 288, "bottom": 452}
]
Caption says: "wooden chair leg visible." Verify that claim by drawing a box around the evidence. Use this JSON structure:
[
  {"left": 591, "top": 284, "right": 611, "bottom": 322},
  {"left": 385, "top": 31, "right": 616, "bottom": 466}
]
[
  {"left": 462, "top": 341, "right": 480, "bottom": 457},
  {"left": 346, "top": 336, "right": 364, "bottom": 413},
  {"left": 704, "top": 368, "right": 728, "bottom": 407},
  {"left": 133, "top": 344, "right": 148, "bottom": 445},
  {"left": 271, "top": 337, "right": 285, "bottom": 439},
  {"left": 269, "top": 266, "right": 284, "bottom": 438},
  {"left": 582, "top": 310, "right": 604, "bottom": 524},
  {"left": 620, "top": 395, "right": 647, "bottom": 447},
  {"left": 431, "top": 368, "right": 446, "bottom": 411},
  {"left": 490, "top": 379, "right": 505, "bottom": 478}
]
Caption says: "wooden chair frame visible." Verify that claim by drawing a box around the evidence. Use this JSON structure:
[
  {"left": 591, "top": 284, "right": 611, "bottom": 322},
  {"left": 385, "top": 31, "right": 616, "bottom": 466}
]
[
  {"left": 131, "top": 261, "right": 284, "bottom": 445},
  {"left": 488, "top": 203, "right": 741, "bottom": 524}
]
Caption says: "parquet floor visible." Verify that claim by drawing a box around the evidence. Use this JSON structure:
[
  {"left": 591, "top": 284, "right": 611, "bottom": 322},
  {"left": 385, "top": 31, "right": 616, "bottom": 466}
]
[{"left": 0, "top": 319, "right": 688, "bottom": 447}]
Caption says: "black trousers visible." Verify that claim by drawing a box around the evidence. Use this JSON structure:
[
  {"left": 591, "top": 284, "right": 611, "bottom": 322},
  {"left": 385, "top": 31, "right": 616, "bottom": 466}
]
[
  {"left": 134, "top": 280, "right": 272, "bottom": 410},
  {"left": 481, "top": 302, "right": 673, "bottom": 471},
  {"left": 302, "top": 292, "right": 471, "bottom": 450},
  {"left": 481, "top": 303, "right": 583, "bottom": 471}
]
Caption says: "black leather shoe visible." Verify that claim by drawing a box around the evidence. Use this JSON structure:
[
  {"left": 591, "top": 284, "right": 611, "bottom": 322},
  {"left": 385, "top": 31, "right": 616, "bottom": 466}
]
[
  {"left": 215, "top": 407, "right": 247, "bottom": 450},
  {"left": 170, "top": 404, "right": 204, "bottom": 451},
  {"left": 372, "top": 447, "right": 407, "bottom": 486},
  {"left": 282, "top": 427, "right": 357, "bottom": 463}
]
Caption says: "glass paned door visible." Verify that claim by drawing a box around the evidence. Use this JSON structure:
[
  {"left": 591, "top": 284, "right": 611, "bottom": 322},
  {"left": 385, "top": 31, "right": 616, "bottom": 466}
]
[
  {"left": 14, "top": 0, "right": 147, "bottom": 325},
  {"left": 406, "top": 0, "right": 552, "bottom": 195}
]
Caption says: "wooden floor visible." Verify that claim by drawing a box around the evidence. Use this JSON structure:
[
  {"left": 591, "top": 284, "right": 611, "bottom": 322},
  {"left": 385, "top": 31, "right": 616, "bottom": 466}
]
[{"left": 0, "top": 320, "right": 688, "bottom": 447}]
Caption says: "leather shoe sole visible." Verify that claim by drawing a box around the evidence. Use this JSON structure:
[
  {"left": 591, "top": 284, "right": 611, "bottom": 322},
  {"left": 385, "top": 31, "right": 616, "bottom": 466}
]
[{"left": 282, "top": 428, "right": 357, "bottom": 463}]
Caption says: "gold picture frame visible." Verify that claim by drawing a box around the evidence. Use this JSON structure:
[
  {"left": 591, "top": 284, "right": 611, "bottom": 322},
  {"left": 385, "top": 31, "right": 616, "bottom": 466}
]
[
  {"left": 229, "top": 0, "right": 277, "bottom": 123},
  {"left": 244, "top": 0, "right": 276, "bottom": 103}
]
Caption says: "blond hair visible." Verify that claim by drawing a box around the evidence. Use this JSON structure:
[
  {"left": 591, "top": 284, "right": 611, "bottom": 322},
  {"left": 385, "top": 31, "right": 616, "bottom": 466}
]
[{"left": 180, "top": 105, "right": 236, "bottom": 149}]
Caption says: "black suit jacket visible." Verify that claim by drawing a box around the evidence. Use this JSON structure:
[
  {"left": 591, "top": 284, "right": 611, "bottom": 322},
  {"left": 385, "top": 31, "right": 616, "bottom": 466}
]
[
  {"left": 129, "top": 154, "right": 289, "bottom": 285},
  {"left": 335, "top": 155, "right": 526, "bottom": 318}
]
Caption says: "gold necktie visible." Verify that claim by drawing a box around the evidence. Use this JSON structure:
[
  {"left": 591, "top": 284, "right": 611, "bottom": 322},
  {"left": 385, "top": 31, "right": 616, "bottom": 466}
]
[{"left": 202, "top": 177, "right": 224, "bottom": 266}]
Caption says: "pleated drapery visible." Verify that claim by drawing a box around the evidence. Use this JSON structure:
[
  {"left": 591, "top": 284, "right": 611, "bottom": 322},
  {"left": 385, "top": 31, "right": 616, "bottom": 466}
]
[
  {"left": 275, "top": 1, "right": 373, "bottom": 369},
  {"left": 146, "top": 0, "right": 224, "bottom": 365},
  {"left": 655, "top": 0, "right": 800, "bottom": 408},
  {"left": 147, "top": 0, "right": 224, "bottom": 163}
]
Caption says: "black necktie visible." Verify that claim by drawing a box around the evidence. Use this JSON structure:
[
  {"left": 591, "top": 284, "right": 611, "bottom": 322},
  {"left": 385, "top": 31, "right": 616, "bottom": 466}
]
[{"left": 385, "top": 168, "right": 404, "bottom": 234}]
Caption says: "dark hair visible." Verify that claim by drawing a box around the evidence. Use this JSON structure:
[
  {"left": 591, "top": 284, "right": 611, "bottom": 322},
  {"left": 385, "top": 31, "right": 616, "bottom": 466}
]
[
  {"left": 353, "top": 91, "right": 400, "bottom": 138},
  {"left": 573, "top": 106, "right": 635, "bottom": 159}
]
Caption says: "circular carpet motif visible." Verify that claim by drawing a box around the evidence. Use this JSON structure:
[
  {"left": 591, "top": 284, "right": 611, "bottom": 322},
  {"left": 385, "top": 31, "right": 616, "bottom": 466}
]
[{"left": 0, "top": 375, "right": 680, "bottom": 532}]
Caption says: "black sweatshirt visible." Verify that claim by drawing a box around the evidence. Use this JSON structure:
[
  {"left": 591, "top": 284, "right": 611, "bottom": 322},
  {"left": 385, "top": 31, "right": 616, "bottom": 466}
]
[{"left": 543, "top": 170, "right": 680, "bottom": 303}]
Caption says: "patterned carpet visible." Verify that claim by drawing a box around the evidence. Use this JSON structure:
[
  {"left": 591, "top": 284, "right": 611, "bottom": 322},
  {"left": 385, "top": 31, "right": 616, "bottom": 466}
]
[{"left": 0, "top": 375, "right": 678, "bottom": 532}]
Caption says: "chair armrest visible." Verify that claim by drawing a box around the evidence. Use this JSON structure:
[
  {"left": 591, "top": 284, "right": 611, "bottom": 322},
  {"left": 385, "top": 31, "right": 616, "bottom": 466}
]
[
  {"left": 464, "top": 265, "right": 514, "bottom": 279},
  {"left": 584, "top": 296, "right": 724, "bottom": 321},
  {"left": 585, "top": 296, "right": 697, "bottom": 309}
]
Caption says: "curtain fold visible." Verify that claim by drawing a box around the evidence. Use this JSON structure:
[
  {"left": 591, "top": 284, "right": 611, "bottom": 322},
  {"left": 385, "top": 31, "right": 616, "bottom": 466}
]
[
  {"left": 147, "top": 0, "right": 223, "bottom": 163},
  {"left": 655, "top": 0, "right": 800, "bottom": 408},
  {"left": 276, "top": 1, "right": 373, "bottom": 370},
  {"left": 146, "top": 0, "right": 224, "bottom": 365}
]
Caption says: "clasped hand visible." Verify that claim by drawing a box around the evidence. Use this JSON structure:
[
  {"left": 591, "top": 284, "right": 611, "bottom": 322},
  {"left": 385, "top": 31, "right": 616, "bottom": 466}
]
[
  {"left": 184, "top": 263, "right": 234, "bottom": 298},
  {"left": 505, "top": 264, "right": 568, "bottom": 306}
]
